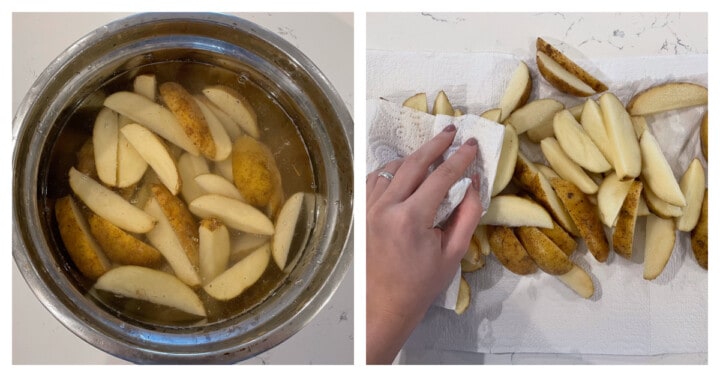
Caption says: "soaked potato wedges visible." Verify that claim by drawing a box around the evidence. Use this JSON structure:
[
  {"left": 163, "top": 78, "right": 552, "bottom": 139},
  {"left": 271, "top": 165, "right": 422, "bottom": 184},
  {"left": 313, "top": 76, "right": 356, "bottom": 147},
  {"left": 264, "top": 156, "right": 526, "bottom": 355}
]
[
  {"left": 517, "top": 226, "right": 573, "bottom": 275},
  {"left": 232, "top": 135, "right": 283, "bottom": 208},
  {"left": 88, "top": 213, "right": 163, "bottom": 268},
  {"left": 160, "top": 82, "right": 216, "bottom": 159},
  {"left": 487, "top": 225, "right": 538, "bottom": 275},
  {"left": 55, "top": 196, "right": 111, "bottom": 280}
]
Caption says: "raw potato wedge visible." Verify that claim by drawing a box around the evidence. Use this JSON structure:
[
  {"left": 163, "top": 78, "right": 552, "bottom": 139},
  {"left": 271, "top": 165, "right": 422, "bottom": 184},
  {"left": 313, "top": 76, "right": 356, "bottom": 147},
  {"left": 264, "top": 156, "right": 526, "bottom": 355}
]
[
  {"left": 536, "top": 163, "right": 560, "bottom": 180},
  {"left": 104, "top": 91, "right": 199, "bottom": 156},
  {"left": 480, "top": 108, "right": 502, "bottom": 123},
  {"left": 491, "top": 125, "right": 519, "bottom": 196},
  {"left": 92, "top": 107, "right": 119, "bottom": 186},
  {"left": 581, "top": 99, "right": 614, "bottom": 165},
  {"left": 232, "top": 233, "right": 270, "bottom": 257},
  {"left": 88, "top": 213, "right": 163, "bottom": 268},
  {"left": 68, "top": 167, "right": 156, "bottom": 233},
  {"left": 203, "top": 85, "right": 260, "bottom": 138},
  {"left": 94, "top": 266, "right": 206, "bottom": 317},
  {"left": 599, "top": 93, "right": 642, "bottom": 180},
  {"left": 455, "top": 277, "right": 471, "bottom": 315},
  {"left": 133, "top": 74, "right": 156, "bottom": 100},
  {"left": 643, "top": 214, "right": 676, "bottom": 280},
  {"left": 121, "top": 123, "right": 182, "bottom": 195},
  {"left": 117, "top": 132, "right": 149, "bottom": 188},
  {"left": 568, "top": 103, "right": 584, "bottom": 121},
  {"left": 700, "top": 111, "right": 708, "bottom": 160},
  {"left": 538, "top": 219, "right": 577, "bottom": 256},
  {"left": 553, "top": 109, "right": 610, "bottom": 173},
  {"left": 556, "top": 264, "right": 594, "bottom": 299},
  {"left": 461, "top": 253, "right": 485, "bottom": 272},
  {"left": 55, "top": 196, "right": 111, "bottom": 280},
  {"left": 231, "top": 135, "right": 283, "bottom": 208},
  {"left": 597, "top": 172, "right": 634, "bottom": 227},
  {"left": 195, "top": 94, "right": 243, "bottom": 141},
  {"left": 676, "top": 158, "right": 706, "bottom": 231},
  {"left": 463, "top": 235, "right": 482, "bottom": 265},
  {"left": 480, "top": 195, "right": 553, "bottom": 229},
  {"left": 549, "top": 178, "right": 610, "bottom": 263},
  {"left": 272, "top": 192, "right": 304, "bottom": 270},
  {"left": 402, "top": 92, "right": 428, "bottom": 113},
  {"left": 193, "top": 95, "right": 232, "bottom": 161},
  {"left": 195, "top": 173, "right": 245, "bottom": 201},
  {"left": 639, "top": 130, "right": 686, "bottom": 207},
  {"left": 637, "top": 196, "right": 651, "bottom": 217},
  {"left": 526, "top": 119, "right": 554, "bottom": 143},
  {"left": 177, "top": 152, "right": 210, "bottom": 204},
  {"left": 199, "top": 218, "right": 230, "bottom": 283},
  {"left": 160, "top": 82, "right": 216, "bottom": 159},
  {"left": 627, "top": 82, "right": 708, "bottom": 116},
  {"left": 536, "top": 51, "right": 596, "bottom": 97},
  {"left": 487, "top": 225, "right": 538, "bottom": 275},
  {"left": 612, "top": 180, "right": 643, "bottom": 259},
  {"left": 643, "top": 185, "right": 683, "bottom": 219},
  {"left": 541, "top": 137, "right": 598, "bottom": 195},
  {"left": 204, "top": 243, "right": 271, "bottom": 301},
  {"left": 432, "top": 90, "right": 454, "bottom": 116},
  {"left": 516, "top": 226, "right": 573, "bottom": 275},
  {"left": 631, "top": 116, "right": 649, "bottom": 140},
  {"left": 214, "top": 157, "right": 234, "bottom": 182},
  {"left": 505, "top": 98, "right": 564, "bottom": 134},
  {"left": 453, "top": 108, "right": 463, "bottom": 116},
  {"left": 190, "top": 194, "right": 275, "bottom": 235},
  {"left": 76, "top": 139, "right": 96, "bottom": 178},
  {"left": 498, "top": 61, "right": 532, "bottom": 122},
  {"left": 690, "top": 189, "right": 708, "bottom": 269},
  {"left": 536, "top": 38, "right": 607, "bottom": 94},
  {"left": 473, "top": 225, "right": 491, "bottom": 256}
]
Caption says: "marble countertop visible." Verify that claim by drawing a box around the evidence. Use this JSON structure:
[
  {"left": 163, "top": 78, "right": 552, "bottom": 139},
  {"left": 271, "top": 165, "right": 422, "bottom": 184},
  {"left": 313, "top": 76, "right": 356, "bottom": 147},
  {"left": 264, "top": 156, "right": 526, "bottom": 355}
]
[{"left": 12, "top": 12, "right": 353, "bottom": 365}]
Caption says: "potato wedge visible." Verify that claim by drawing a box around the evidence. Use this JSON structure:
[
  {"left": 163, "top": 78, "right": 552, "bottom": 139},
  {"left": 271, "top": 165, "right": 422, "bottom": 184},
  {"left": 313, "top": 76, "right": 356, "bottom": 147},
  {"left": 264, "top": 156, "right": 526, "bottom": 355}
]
[
  {"left": 194, "top": 173, "right": 245, "bottom": 201},
  {"left": 68, "top": 167, "right": 156, "bottom": 233},
  {"left": 640, "top": 130, "right": 686, "bottom": 207},
  {"left": 177, "top": 152, "right": 210, "bottom": 204},
  {"left": 516, "top": 226, "right": 573, "bottom": 275},
  {"left": 505, "top": 98, "right": 564, "bottom": 135},
  {"left": 554, "top": 109, "right": 610, "bottom": 173},
  {"left": 627, "top": 82, "right": 708, "bottom": 116},
  {"left": 204, "top": 243, "right": 271, "bottom": 301},
  {"left": 643, "top": 184, "right": 683, "bottom": 219},
  {"left": 231, "top": 135, "right": 283, "bottom": 208},
  {"left": 151, "top": 183, "right": 199, "bottom": 264},
  {"left": 55, "top": 196, "right": 111, "bottom": 280},
  {"left": 432, "top": 90, "right": 454, "bottom": 116},
  {"left": 199, "top": 218, "right": 230, "bottom": 284},
  {"left": 231, "top": 233, "right": 270, "bottom": 258},
  {"left": 160, "top": 82, "right": 216, "bottom": 159},
  {"left": 549, "top": 178, "right": 610, "bottom": 263},
  {"left": 700, "top": 111, "right": 708, "bottom": 160},
  {"left": 690, "top": 189, "right": 708, "bottom": 269},
  {"left": 92, "top": 107, "right": 119, "bottom": 187},
  {"left": 599, "top": 92, "right": 642, "bottom": 180},
  {"left": 463, "top": 234, "right": 482, "bottom": 266},
  {"left": 556, "top": 264, "right": 594, "bottom": 299},
  {"left": 597, "top": 172, "right": 634, "bottom": 227},
  {"left": 637, "top": 195, "right": 651, "bottom": 217},
  {"left": 214, "top": 157, "right": 234, "bottom": 182},
  {"left": 272, "top": 192, "right": 304, "bottom": 271},
  {"left": 612, "top": 180, "right": 643, "bottom": 259},
  {"left": 189, "top": 194, "right": 275, "bottom": 235},
  {"left": 117, "top": 132, "right": 149, "bottom": 188},
  {"left": 88, "top": 213, "right": 163, "bottom": 268},
  {"left": 536, "top": 37, "right": 608, "bottom": 94},
  {"left": 94, "top": 266, "right": 206, "bottom": 317},
  {"left": 487, "top": 225, "right": 538, "bottom": 275},
  {"left": 480, "top": 108, "right": 502, "bottom": 123},
  {"left": 499, "top": 61, "right": 532, "bottom": 122},
  {"left": 195, "top": 94, "right": 243, "bottom": 141},
  {"left": 676, "top": 159, "right": 706, "bottom": 231},
  {"left": 120, "top": 123, "right": 182, "bottom": 196},
  {"left": 536, "top": 51, "right": 596, "bottom": 97},
  {"left": 402, "top": 92, "right": 428, "bottom": 113},
  {"left": 480, "top": 195, "right": 553, "bottom": 228},
  {"left": 193, "top": 95, "right": 232, "bottom": 161},
  {"left": 491, "top": 125, "right": 519, "bottom": 196},
  {"left": 538, "top": 219, "right": 577, "bottom": 257},
  {"left": 461, "top": 254, "right": 486, "bottom": 273},
  {"left": 581, "top": 99, "right": 614, "bottom": 166},
  {"left": 541, "top": 137, "right": 598, "bottom": 195},
  {"left": 133, "top": 74, "right": 156, "bottom": 101},
  {"left": 473, "top": 225, "right": 492, "bottom": 256},
  {"left": 643, "top": 214, "right": 676, "bottom": 280},
  {"left": 203, "top": 85, "right": 260, "bottom": 138},
  {"left": 630, "top": 116, "right": 649, "bottom": 140},
  {"left": 454, "top": 277, "right": 471, "bottom": 315}
]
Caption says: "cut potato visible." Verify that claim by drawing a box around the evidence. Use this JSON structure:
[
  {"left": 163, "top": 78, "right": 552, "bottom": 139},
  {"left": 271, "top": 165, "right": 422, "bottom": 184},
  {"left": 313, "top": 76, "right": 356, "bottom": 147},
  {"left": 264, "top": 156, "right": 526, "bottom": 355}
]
[
  {"left": 541, "top": 137, "right": 598, "bottom": 195},
  {"left": 538, "top": 219, "right": 577, "bottom": 256},
  {"left": 133, "top": 74, "right": 156, "bottom": 101},
  {"left": 480, "top": 108, "right": 502, "bottom": 123},
  {"left": 189, "top": 194, "right": 275, "bottom": 235},
  {"left": 505, "top": 98, "right": 564, "bottom": 135},
  {"left": 214, "top": 157, "right": 234, "bottom": 182},
  {"left": 599, "top": 93, "right": 642, "bottom": 180},
  {"left": 204, "top": 243, "right": 271, "bottom": 301},
  {"left": 536, "top": 51, "right": 595, "bottom": 97},
  {"left": 676, "top": 158, "right": 706, "bottom": 231},
  {"left": 55, "top": 196, "right": 111, "bottom": 280},
  {"left": 516, "top": 226, "right": 573, "bottom": 275},
  {"left": 453, "top": 108, "right": 463, "bottom": 116},
  {"left": 432, "top": 90, "right": 454, "bottom": 116},
  {"left": 195, "top": 94, "right": 243, "bottom": 142},
  {"left": 627, "top": 82, "right": 708, "bottom": 116},
  {"left": 193, "top": 95, "right": 232, "bottom": 161},
  {"left": 640, "top": 130, "right": 686, "bottom": 207},
  {"left": 231, "top": 135, "right": 283, "bottom": 208},
  {"left": 272, "top": 192, "right": 304, "bottom": 270},
  {"left": 690, "top": 189, "right": 708, "bottom": 269},
  {"left": 88, "top": 213, "right": 163, "bottom": 268},
  {"left": 491, "top": 125, "right": 519, "bottom": 196},
  {"left": 117, "top": 132, "right": 149, "bottom": 188},
  {"left": 203, "top": 85, "right": 260, "bottom": 138},
  {"left": 473, "top": 225, "right": 491, "bottom": 256},
  {"left": 581, "top": 99, "right": 614, "bottom": 166},
  {"left": 536, "top": 37, "right": 608, "bottom": 94},
  {"left": 454, "top": 277, "right": 471, "bottom": 315},
  {"left": 461, "top": 253, "right": 486, "bottom": 273},
  {"left": 94, "top": 266, "right": 206, "bottom": 317},
  {"left": 643, "top": 214, "right": 676, "bottom": 280},
  {"left": 75, "top": 139, "right": 96, "bottom": 178},
  {"left": 526, "top": 119, "right": 554, "bottom": 143},
  {"left": 612, "top": 180, "right": 643, "bottom": 259},
  {"left": 556, "top": 264, "right": 594, "bottom": 299},
  {"left": 487, "top": 225, "right": 538, "bottom": 275},
  {"left": 120, "top": 123, "right": 181, "bottom": 195},
  {"left": 643, "top": 185, "right": 683, "bottom": 219},
  {"left": 104, "top": 91, "right": 199, "bottom": 156},
  {"left": 199, "top": 218, "right": 230, "bottom": 283},
  {"left": 231, "top": 233, "right": 271, "bottom": 257},
  {"left": 637, "top": 195, "right": 650, "bottom": 217},
  {"left": 194, "top": 173, "right": 245, "bottom": 201},
  {"left": 402, "top": 92, "right": 428, "bottom": 113},
  {"left": 498, "top": 61, "right": 532, "bottom": 122},
  {"left": 68, "top": 167, "right": 156, "bottom": 233},
  {"left": 463, "top": 235, "right": 483, "bottom": 266},
  {"left": 549, "top": 178, "right": 610, "bottom": 263},
  {"left": 177, "top": 152, "right": 210, "bottom": 204},
  {"left": 597, "top": 172, "right": 634, "bottom": 227},
  {"left": 554, "top": 109, "right": 610, "bottom": 173},
  {"left": 480, "top": 195, "right": 553, "bottom": 229},
  {"left": 536, "top": 163, "right": 560, "bottom": 180},
  {"left": 700, "top": 111, "right": 708, "bottom": 160},
  {"left": 630, "top": 116, "right": 649, "bottom": 140},
  {"left": 160, "top": 82, "right": 216, "bottom": 159},
  {"left": 92, "top": 107, "right": 119, "bottom": 187}
]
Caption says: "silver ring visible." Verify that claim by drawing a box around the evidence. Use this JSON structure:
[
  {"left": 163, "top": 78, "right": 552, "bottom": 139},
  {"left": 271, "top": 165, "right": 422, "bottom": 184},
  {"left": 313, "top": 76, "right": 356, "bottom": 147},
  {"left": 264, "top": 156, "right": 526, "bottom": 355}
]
[{"left": 378, "top": 171, "right": 394, "bottom": 181}]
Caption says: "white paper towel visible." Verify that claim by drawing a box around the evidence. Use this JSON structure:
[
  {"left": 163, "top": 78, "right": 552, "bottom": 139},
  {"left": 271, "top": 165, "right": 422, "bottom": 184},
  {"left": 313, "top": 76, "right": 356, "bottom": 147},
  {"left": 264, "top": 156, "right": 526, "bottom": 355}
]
[{"left": 367, "top": 49, "right": 708, "bottom": 356}]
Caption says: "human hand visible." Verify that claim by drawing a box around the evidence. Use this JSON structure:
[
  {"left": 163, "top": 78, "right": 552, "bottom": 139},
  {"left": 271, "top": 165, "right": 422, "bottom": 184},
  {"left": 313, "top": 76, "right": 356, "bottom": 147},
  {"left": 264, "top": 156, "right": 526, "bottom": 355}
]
[{"left": 365, "top": 124, "right": 483, "bottom": 364}]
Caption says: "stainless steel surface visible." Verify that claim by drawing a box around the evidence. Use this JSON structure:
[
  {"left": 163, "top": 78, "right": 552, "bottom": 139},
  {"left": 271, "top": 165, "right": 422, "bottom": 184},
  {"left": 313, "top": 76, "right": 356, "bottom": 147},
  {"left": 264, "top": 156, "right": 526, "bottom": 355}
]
[{"left": 13, "top": 13, "right": 353, "bottom": 364}]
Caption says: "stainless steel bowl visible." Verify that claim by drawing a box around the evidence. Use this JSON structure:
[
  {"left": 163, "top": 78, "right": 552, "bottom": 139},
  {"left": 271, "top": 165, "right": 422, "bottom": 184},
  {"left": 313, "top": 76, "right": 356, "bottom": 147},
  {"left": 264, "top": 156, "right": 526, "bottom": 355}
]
[{"left": 12, "top": 13, "right": 353, "bottom": 364}]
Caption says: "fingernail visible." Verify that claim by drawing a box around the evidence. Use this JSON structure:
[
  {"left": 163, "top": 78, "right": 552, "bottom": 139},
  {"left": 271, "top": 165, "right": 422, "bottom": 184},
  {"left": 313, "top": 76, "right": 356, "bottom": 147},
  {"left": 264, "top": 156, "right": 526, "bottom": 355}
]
[
  {"left": 465, "top": 137, "right": 478, "bottom": 146},
  {"left": 472, "top": 173, "right": 480, "bottom": 191},
  {"left": 444, "top": 124, "right": 456, "bottom": 132}
]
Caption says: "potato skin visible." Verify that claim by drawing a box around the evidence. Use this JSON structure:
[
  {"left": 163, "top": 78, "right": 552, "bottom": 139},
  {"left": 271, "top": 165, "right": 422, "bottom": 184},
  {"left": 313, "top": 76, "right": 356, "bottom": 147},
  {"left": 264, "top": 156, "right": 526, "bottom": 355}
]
[
  {"left": 539, "top": 219, "right": 577, "bottom": 257},
  {"left": 55, "top": 196, "right": 110, "bottom": 280},
  {"left": 151, "top": 183, "right": 199, "bottom": 267},
  {"left": 160, "top": 82, "right": 216, "bottom": 159},
  {"left": 88, "top": 213, "right": 163, "bottom": 267},
  {"left": 75, "top": 139, "right": 96, "bottom": 178},
  {"left": 487, "top": 225, "right": 538, "bottom": 275},
  {"left": 516, "top": 226, "right": 573, "bottom": 275},
  {"left": 700, "top": 111, "right": 708, "bottom": 161},
  {"left": 536, "top": 37, "right": 608, "bottom": 93},
  {"left": 690, "top": 189, "right": 708, "bottom": 269},
  {"left": 232, "top": 135, "right": 283, "bottom": 208},
  {"left": 612, "top": 180, "right": 643, "bottom": 259}
]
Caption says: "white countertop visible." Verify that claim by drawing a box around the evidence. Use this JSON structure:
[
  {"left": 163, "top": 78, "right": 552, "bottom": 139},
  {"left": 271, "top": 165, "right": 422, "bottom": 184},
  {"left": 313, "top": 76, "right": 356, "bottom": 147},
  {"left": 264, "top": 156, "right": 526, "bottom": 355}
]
[{"left": 12, "top": 12, "right": 353, "bottom": 365}]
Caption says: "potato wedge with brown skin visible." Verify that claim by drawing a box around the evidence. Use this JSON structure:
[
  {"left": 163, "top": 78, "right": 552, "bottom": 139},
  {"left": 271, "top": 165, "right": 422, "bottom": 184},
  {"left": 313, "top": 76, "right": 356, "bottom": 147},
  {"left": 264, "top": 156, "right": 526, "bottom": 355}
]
[
  {"left": 581, "top": 99, "right": 615, "bottom": 166},
  {"left": 462, "top": 234, "right": 482, "bottom": 266},
  {"left": 556, "top": 264, "right": 594, "bottom": 299},
  {"left": 232, "top": 135, "right": 283, "bottom": 208},
  {"left": 690, "top": 189, "right": 708, "bottom": 269},
  {"left": 480, "top": 195, "right": 553, "bottom": 229},
  {"left": 88, "top": 213, "right": 163, "bottom": 268},
  {"left": 535, "top": 163, "right": 560, "bottom": 180},
  {"left": 499, "top": 61, "right": 532, "bottom": 122},
  {"left": 151, "top": 183, "right": 199, "bottom": 267},
  {"left": 160, "top": 82, "right": 216, "bottom": 159},
  {"left": 76, "top": 139, "right": 97, "bottom": 178},
  {"left": 627, "top": 82, "right": 708, "bottom": 116},
  {"left": 549, "top": 178, "right": 610, "bottom": 263},
  {"left": 536, "top": 51, "right": 596, "bottom": 97},
  {"left": 640, "top": 130, "right": 686, "bottom": 207},
  {"left": 700, "top": 111, "right": 708, "bottom": 161},
  {"left": 516, "top": 226, "right": 573, "bottom": 275},
  {"left": 643, "top": 184, "right": 683, "bottom": 219},
  {"left": 612, "top": 180, "right": 643, "bottom": 259},
  {"left": 541, "top": 137, "right": 598, "bottom": 195},
  {"left": 536, "top": 38, "right": 608, "bottom": 93},
  {"left": 55, "top": 196, "right": 111, "bottom": 280},
  {"left": 402, "top": 93, "right": 428, "bottom": 113},
  {"left": 538, "top": 219, "right": 577, "bottom": 257},
  {"left": 455, "top": 277, "right": 471, "bottom": 315},
  {"left": 505, "top": 98, "right": 564, "bottom": 135},
  {"left": 432, "top": 90, "right": 454, "bottom": 116},
  {"left": 553, "top": 109, "right": 610, "bottom": 173},
  {"left": 461, "top": 253, "right": 486, "bottom": 273},
  {"left": 491, "top": 125, "right": 519, "bottom": 196},
  {"left": 487, "top": 225, "right": 538, "bottom": 275},
  {"left": 643, "top": 214, "right": 677, "bottom": 280},
  {"left": 597, "top": 172, "right": 634, "bottom": 227}
]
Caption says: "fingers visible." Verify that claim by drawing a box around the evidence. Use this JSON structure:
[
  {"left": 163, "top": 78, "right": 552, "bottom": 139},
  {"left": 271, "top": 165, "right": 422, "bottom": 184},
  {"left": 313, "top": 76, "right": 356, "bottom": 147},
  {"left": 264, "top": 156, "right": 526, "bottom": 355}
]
[
  {"left": 441, "top": 174, "right": 483, "bottom": 262},
  {"left": 367, "top": 159, "right": 404, "bottom": 204}
]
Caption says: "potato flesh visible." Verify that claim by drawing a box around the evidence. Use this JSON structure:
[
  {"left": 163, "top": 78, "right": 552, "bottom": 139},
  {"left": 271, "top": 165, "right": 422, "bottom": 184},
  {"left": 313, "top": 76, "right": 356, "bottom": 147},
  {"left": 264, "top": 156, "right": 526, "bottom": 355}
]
[
  {"left": 231, "top": 135, "right": 283, "bottom": 208},
  {"left": 541, "top": 137, "right": 598, "bottom": 195},
  {"left": 55, "top": 196, "right": 111, "bottom": 280},
  {"left": 499, "top": 61, "right": 531, "bottom": 122},
  {"left": 643, "top": 214, "right": 676, "bottom": 280},
  {"left": 487, "top": 225, "right": 538, "bottom": 275},
  {"left": 480, "top": 195, "right": 553, "bottom": 229},
  {"left": 639, "top": 130, "right": 686, "bottom": 207},
  {"left": 599, "top": 93, "right": 641, "bottom": 180},
  {"left": 676, "top": 159, "right": 705, "bottom": 231},
  {"left": 612, "top": 180, "right": 643, "bottom": 259},
  {"left": 402, "top": 92, "right": 428, "bottom": 113},
  {"left": 554, "top": 109, "right": 610, "bottom": 173},
  {"left": 491, "top": 125, "right": 519, "bottom": 196}
]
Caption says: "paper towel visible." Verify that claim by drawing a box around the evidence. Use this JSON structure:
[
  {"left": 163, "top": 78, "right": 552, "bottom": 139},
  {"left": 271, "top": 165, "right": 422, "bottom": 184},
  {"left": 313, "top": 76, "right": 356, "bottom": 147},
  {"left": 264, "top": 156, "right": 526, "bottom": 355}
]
[{"left": 367, "top": 50, "right": 708, "bottom": 356}]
